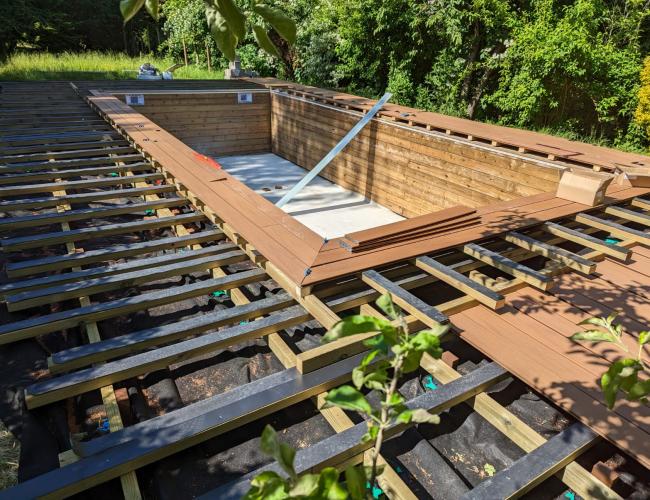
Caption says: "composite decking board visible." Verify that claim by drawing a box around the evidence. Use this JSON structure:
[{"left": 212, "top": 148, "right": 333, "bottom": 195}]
[
  {"left": 0, "top": 268, "right": 265, "bottom": 345},
  {"left": 302, "top": 186, "right": 650, "bottom": 285},
  {"left": 0, "top": 242, "right": 238, "bottom": 297},
  {"left": 481, "top": 299, "right": 649, "bottom": 433},
  {"left": 202, "top": 361, "right": 508, "bottom": 500},
  {"left": 0, "top": 198, "right": 186, "bottom": 231},
  {"left": 6, "top": 250, "right": 247, "bottom": 311},
  {"left": 0, "top": 161, "right": 152, "bottom": 185},
  {"left": 0, "top": 172, "right": 164, "bottom": 197},
  {"left": 343, "top": 206, "right": 476, "bottom": 245},
  {"left": 5, "top": 229, "right": 225, "bottom": 278},
  {"left": 48, "top": 292, "right": 295, "bottom": 371},
  {"left": 26, "top": 304, "right": 308, "bottom": 408},
  {"left": 453, "top": 288, "right": 650, "bottom": 469},
  {"left": 0, "top": 184, "right": 175, "bottom": 211},
  {"left": 1, "top": 352, "right": 369, "bottom": 499},
  {"left": 0, "top": 154, "right": 145, "bottom": 174},
  {"left": 462, "top": 423, "right": 597, "bottom": 499},
  {"left": 0, "top": 212, "right": 203, "bottom": 251}
]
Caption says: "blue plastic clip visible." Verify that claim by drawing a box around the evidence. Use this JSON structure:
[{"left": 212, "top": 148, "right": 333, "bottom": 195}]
[
  {"left": 97, "top": 417, "right": 110, "bottom": 433},
  {"left": 564, "top": 490, "right": 575, "bottom": 500},
  {"left": 424, "top": 375, "right": 438, "bottom": 391}
]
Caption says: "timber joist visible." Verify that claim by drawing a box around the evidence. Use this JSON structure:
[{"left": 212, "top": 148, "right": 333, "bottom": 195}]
[{"left": 0, "top": 81, "right": 644, "bottom": 499}]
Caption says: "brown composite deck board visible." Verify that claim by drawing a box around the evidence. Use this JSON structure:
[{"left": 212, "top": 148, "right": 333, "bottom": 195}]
[
  {"left": 452, "top": 247, "right": 650, "bottom": 469},
  {"left": 91, "top": 92, "right": 650, "bottom": 287}
]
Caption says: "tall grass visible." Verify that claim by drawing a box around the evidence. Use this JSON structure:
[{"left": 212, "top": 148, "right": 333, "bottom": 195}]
[
  {"left": 0, "top": 422, "right": 18, "bottom": 490},
  {"left": 0, "top": 51, "right": 224, "bottom": 81}
]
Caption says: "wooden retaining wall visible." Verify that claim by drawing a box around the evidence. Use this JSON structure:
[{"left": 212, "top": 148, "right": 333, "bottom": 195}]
[
  {"left": 114, "top": 91, "right": 271, "bottom": 157},
  {"left": 271, "top": 92, "right": 564, "bottom": 217}
]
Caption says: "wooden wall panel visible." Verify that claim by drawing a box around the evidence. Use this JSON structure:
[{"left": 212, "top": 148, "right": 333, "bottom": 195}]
[
  {"left": 116, "top": 92, "right": 271, "bottom": 157},
  {"left": 271, "top": 93, "right": 564, "bottom": 217}
]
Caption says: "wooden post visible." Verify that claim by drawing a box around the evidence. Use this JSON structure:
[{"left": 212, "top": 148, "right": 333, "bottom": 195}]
[
  {"left": 205, "top": 41, "right": 211, "bottom": 72},
  {"left": 182, "top": 38, "right": 188, "bottom": 66}
]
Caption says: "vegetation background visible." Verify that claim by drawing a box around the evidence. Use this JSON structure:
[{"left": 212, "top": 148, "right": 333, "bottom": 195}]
[{"left": 1, "top": 0, "right": 650, "bottom": 150}]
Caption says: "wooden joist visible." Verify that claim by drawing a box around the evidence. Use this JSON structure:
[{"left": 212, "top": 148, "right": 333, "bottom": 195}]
[
  {"left": 463, "top": 242, "right": 553, "bottom": 291},
  {"left": 5, "top": 229, "right": 224, "bottom": 278},
  {"left": 0, "top": 130, "right": 119, "bottom": 146},
  {"left": 0, "top": 145, "right": 135, "bottom": 164},
  {"left": 415, "top": 255, "right": 505, "bottom": 309},
  {"left": 0, "top": 172, "right": 163, "bottom": 197},
  {"left": 4, "top": 353, "right": 368, "bottom": 499},
  {"left": 0, "top": 184, "right": 175, "bottom": 212},
  {"left": 361, "top": 269, "right": 449, "bottom": 327},
  {"left": 462, "top": 423, "right": 597, "bottom": 499},
  {"left": 203, "top": 362, "right": 508, "bottom": 500},
  {"left": 543, "top": 221, "right": 631, "bottom": 261},
  {"left": 0, "top": 153, "right": 144, "bottom": 174},
  {"left": 6, "top": 250, "right": 247, "bottom": 312},
  {"left": 0, "top": 268, "right": 265, "bottom": 345},
  {"left": 1, "top": 139, "right": 128, "bottom": 156},
  {"left": 48, "top": 292, "right": 295, "bottom": 372},
  {"left": 604, "top": 205, "right": 650, "bottom": 227},
  {"left": 631, "top": 196, "right": 650, "bottom": 211},
  {"left": 1, "top": 212, "right": 204, "bottom": 251},
  {"left": 0, "top": 198, "right": 186, "bottom": 231},
  {"left": 0, "top": 243, "right": 239, "bottom": 297},
  {"left": 27, "top": 304, "right": 308, "bottom": 408},
  {"left": 575, "top": 212, "right": 650, "bottom": 246},
  {"left": 503, "top": 231, "right": 596, "bottom": 274},
  {"left": 0, "top": 162, "right": 152, "bottom": 185}
]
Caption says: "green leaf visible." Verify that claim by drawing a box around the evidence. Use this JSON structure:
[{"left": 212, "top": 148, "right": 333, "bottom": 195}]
[
  {"left": 245, "top": 470, "right": 288, "bottom": 500},
  {"left": 376, "top": 293, "right": 401, "bottom": 321},
  {"left": 144, "top": 0, "right": 159, "bottom": 20},
  {"left": 252, "top": 24, "right": 281, "bottom": 58},
  {"left": 344, "top": 466, "right": 366, "bottom": 500},
  {"left": 317, "top": 468, "right": 347, "bottom": 500},
  {"left": 626, "top": 379, "right": 650, "bottom": 401},
  {"left": 396, "top": 409, "right": 413, "bottom": 424},
  {"left": 411, "top": 330, "right": 443, "bottom": 354},
  {"left": 360, "top": 350, "right": 379, "bottom": 368},
  {"left": 639, "top": 331, "right": 650, "bottom": 346},
  {"left": 401, "top": 349, "right": 424, "bottom": 373},
  {"left": 259, "top": 425, "right": 296, "bottom": 479},
  {"left": 206, "top": 4, "right": 237, "bottom": 61},
  {"left": 571, "top": 330, "right": 618, "bottom": 343},
  {"left": 252, "top": 4, "right": 297, "bottom": 44},
  {"left": 289, "top": 473, "right": 319, "bottom": 497},
  {"left": 325, "top": 385, "right": 373, "bottom": 415},
  {"left": 601, "top": 370, "right": 620, "bottom": 409},
  {"left": 120, "top": 0, "right": 145, "bottom": 23},
  {"left": 409, "top": 408, "right": 440, "bottom": 424},
  {"left": 361, "top": 422, "right": 379, "bottom": 443},
  {"left": 323, "top": 315, "right": 396, "bottom": 343},
  {"left": 352, "top": 367, "right": 365, "bottom": 390},
  {"left": 216, "top": 0, "right": 246, "bottom": 41},
  {"left": 260, "top": 425, "right": 280, "bottom": 457}
]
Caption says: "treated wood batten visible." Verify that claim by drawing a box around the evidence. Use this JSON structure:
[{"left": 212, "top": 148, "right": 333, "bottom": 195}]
[
  {"left": 114, "top": 92, "right": 271, "bottom": 156},
  {"left": 271, "top": 93, "right": 563, "bottom": 217}
]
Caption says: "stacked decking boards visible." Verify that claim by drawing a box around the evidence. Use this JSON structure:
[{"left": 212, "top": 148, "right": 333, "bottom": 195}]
[{"left": 340, "top": 206, "right": 480, "bottom": 252}]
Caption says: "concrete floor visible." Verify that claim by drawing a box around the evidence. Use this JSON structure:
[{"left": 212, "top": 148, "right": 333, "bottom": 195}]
[{"left": 215, "top": 153, "right": 403, "bottom": 240}]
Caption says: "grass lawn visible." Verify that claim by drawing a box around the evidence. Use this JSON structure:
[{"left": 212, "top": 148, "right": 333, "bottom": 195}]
[{"left": 0, "top": 51, "right": 224, "bottom": 81}]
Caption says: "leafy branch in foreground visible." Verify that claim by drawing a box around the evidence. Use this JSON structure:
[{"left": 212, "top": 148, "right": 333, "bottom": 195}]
[
  {"left": 571, "top": 313, "right": 649, "bottom": 409},
  {"left": 245, "top": 293, "right": 449, "bottom": 499},
  {"left": 120, "top": 0, "right": 296, "bottom": 61}
]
